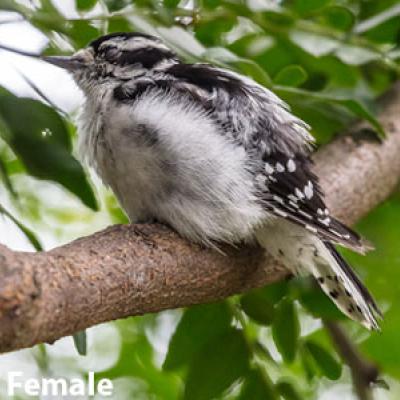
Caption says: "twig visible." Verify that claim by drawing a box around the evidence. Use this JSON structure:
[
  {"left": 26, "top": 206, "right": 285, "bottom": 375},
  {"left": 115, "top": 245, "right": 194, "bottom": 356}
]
[{"left": 324, "top": 321, "right": 379, "bottom": 400}]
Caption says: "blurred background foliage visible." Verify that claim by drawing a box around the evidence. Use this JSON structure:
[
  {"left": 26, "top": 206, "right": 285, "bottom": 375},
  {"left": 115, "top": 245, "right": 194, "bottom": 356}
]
[{"left": 0, "top": 0, "right": 399, "bottom": 399}]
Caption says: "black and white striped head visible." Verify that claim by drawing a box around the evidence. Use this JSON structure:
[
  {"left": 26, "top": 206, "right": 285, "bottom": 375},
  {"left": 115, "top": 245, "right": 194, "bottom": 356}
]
[
  {"left": 42, "top": 32, "right": 179, "bottom": 89},
  {"left": 89, "top": 32, "right": 178, "bottom": 69}
]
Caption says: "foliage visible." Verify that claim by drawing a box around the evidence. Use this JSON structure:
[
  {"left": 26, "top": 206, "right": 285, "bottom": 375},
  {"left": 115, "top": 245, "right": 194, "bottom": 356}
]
[{"left": 0, "top": 0, "right": 399, "bottom": 399}]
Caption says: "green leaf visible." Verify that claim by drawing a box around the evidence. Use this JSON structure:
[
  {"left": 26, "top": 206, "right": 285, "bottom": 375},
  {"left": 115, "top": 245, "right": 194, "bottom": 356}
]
[
  {"left": 240, "top": 289, "right": 275, "bottom": 325},
  {"left": 289, "top": 30, "right": 339, "bottom": 57},
  {"left": 238, "top": 369, "right": 278, "bottom": 400},
  {"left": 274, "top": 65, "right": 307, "bottom": 87},
  {"left": 304, "top": 340, "right": 342, "bottom": 380},
  {"left": 0, "top": 91, "right": 98, "bottom": 210},
  {"left": 262, "top": 281, "right": 290, "bottom": 304},
  {"left": 202, "top": 0, "right": 220, "bottom": 9},
  {"left": 322, "top": 6, "right": 355, "bottom": 31},
  {"left": 0, "top": 156, "right": 16, "bottom": 198},
  {"left": 163, "top": 302, "right": 231, "bottom": 370},
  {"left": 76, "top": 0, "right": 97, "bottom": 11},
  {"left": 276, "top": 380, "right": 302, "bottom": 400},
  {"left": 276, "top": 87, "right": 385, "bottom": 138},
  {"left": 184, "top": 329, "right": 249, "bottom": 400},
  {"left": 0, "top": 87, "right": 70, "bottom": 149},
  {"left": 337, "top": 98, "right": 385, "bottom": 137},
  {"left": 352, "top": 199, "right": 400, "bottom": 379},
  {"left": 261, "top": 10, "right": 295, "bottom": 28},
  {"left": 335, "top": 46, "right": 380, "bottom": 66},
  {"left": 299, "top": 344, "right": 317, "bottom": 382},
  {"left": 195, "top": 17, "right": 236, "bottom": 47},
  {"left": 272, "top": 299, "right": 300, "bottom": 363},
  {"left": 0, "top": 205, "right": 42, "bottom": 251},
  {"left": 203, "top": 47, "right": 272, "bottom": 87},
  {"left": 30, "top": 3, "right": 66, "bottom": 35},
  {"left": 72, "top": 330, "right": 87, "bottom": 356},
  {"left": 292, "top": 0, "right": 331, "bottom": 15},
  {"left": 163, "top": 0, "right": 180, "bottom": 8},
  {"left": 68, "top": 20, "right": 100, "bottom": 48},
  {"left": 231, "top": 59, "right": 272, "bottom": 87}
]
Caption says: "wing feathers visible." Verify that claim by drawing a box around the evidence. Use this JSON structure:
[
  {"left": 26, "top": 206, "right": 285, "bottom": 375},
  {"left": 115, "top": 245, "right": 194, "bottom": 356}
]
[{"left": 257, "top": 151, "right": 370, "bottom": 253}]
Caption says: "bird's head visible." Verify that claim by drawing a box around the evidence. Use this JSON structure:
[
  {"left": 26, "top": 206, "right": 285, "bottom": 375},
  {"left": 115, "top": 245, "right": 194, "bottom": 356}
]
[{"left": 42, "top": 32, "right": 179, "bottom": 91}]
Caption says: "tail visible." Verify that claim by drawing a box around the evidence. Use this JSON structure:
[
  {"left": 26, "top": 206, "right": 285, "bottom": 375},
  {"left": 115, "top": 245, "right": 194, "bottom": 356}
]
[{"left": 256, "top": 220, "right": 382, "bottom": 330}]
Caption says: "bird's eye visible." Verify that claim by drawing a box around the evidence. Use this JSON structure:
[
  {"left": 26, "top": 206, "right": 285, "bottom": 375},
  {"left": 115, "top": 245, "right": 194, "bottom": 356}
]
[{"left": 102, "top": 46, "right": 119, "bottom": 62}]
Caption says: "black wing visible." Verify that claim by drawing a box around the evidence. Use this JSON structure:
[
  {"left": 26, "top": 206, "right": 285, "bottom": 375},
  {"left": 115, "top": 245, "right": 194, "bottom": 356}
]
[
  {"left": 256, "top": 150, "right": 369, "bottom": 253},
  {"left": 113, "top": 63, "right": 368, "bottom": 252}
]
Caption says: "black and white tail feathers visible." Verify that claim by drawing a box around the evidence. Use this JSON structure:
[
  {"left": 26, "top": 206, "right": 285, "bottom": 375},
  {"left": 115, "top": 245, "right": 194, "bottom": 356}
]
[
  {"left": 315, "top": 242, "right": 382, "bottom": 330},
  {"left": 257, "top": 219, "right": 382, "bottom": 330}
]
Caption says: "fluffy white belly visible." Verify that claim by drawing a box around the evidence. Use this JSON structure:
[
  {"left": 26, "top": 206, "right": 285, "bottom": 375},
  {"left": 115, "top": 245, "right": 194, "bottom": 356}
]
[{"left": 80, "top": 90, "right": 266, "bottom": 245}]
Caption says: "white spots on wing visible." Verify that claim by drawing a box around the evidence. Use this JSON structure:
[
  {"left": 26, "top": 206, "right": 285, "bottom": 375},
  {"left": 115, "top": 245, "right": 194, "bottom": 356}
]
[
  {"left": 295, "top": 188, "right": 305, "bottom": 200},
  {"left": 304, "top": 181, "right": 314, "bottom": 199},
  {"left": 289, "top": 200, "right": 299, "bottom": 209},
  {"left": 265, "top": 163, "right": 274, "bottom": 174},
  {"left": 276, "top": 162, "right": 285, "bottom": 172},
  {"left": 288, "top": 194, "right": 298, "bottom": 203},
  {"left": 273, "top": 207, "right": 288, "bottom": 218},
  {"left": 305, "top": 224, "right": 318, "bottom": 233},
  {"left": 273, "top": 195, "right": 284, "bottom": 204},
  {"left": 319, "top": 216, "right": 331, "bottom": 226},
  {"left": 329, "top": 228, "right": 344, "bottom": 238},
  {"left": 318, "top": 207, "right": 330, "bottom": 218},
  {"left": 287, "top": 159, "right": 296, "bottom": 172},
  {"left": 298, "top": 209, "right": 312, "bottom": 220}
]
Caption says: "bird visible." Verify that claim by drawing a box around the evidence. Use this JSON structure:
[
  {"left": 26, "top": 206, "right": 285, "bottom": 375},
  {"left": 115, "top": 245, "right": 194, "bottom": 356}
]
[{"left": 33, "top": 31, "right": 381, "bottom": 329}]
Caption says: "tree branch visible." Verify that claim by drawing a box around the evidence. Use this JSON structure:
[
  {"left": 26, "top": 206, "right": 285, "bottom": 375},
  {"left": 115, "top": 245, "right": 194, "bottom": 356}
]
[
  {"left": 0, "top": 83, "right": 400, "bottom": 354},
  {"left": 325, "top": 321, "right": 379, "bottom": 400}
]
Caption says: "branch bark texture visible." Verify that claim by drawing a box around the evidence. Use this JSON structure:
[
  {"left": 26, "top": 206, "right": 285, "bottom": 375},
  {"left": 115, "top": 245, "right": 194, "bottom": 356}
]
[{"left": 1, "top": 83, "right": 400, "bottom": 354}]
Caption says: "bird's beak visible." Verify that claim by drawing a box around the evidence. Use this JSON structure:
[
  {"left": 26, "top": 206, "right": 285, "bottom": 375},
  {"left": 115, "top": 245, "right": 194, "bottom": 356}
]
[
  {"left": 0, "top": 43, "right": 94, "bottom": 71},
  {"left": 40, "top": 49, "right": 94, "bottom": 71},
  {"left": 40, "top": 55, "right": 84, "bottom": 71}
]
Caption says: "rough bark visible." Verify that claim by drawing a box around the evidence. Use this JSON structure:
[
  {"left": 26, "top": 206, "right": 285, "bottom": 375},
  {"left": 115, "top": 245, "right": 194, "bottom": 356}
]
[{"left": 0, "top": 83, "right": 400, "bottom": 354}]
